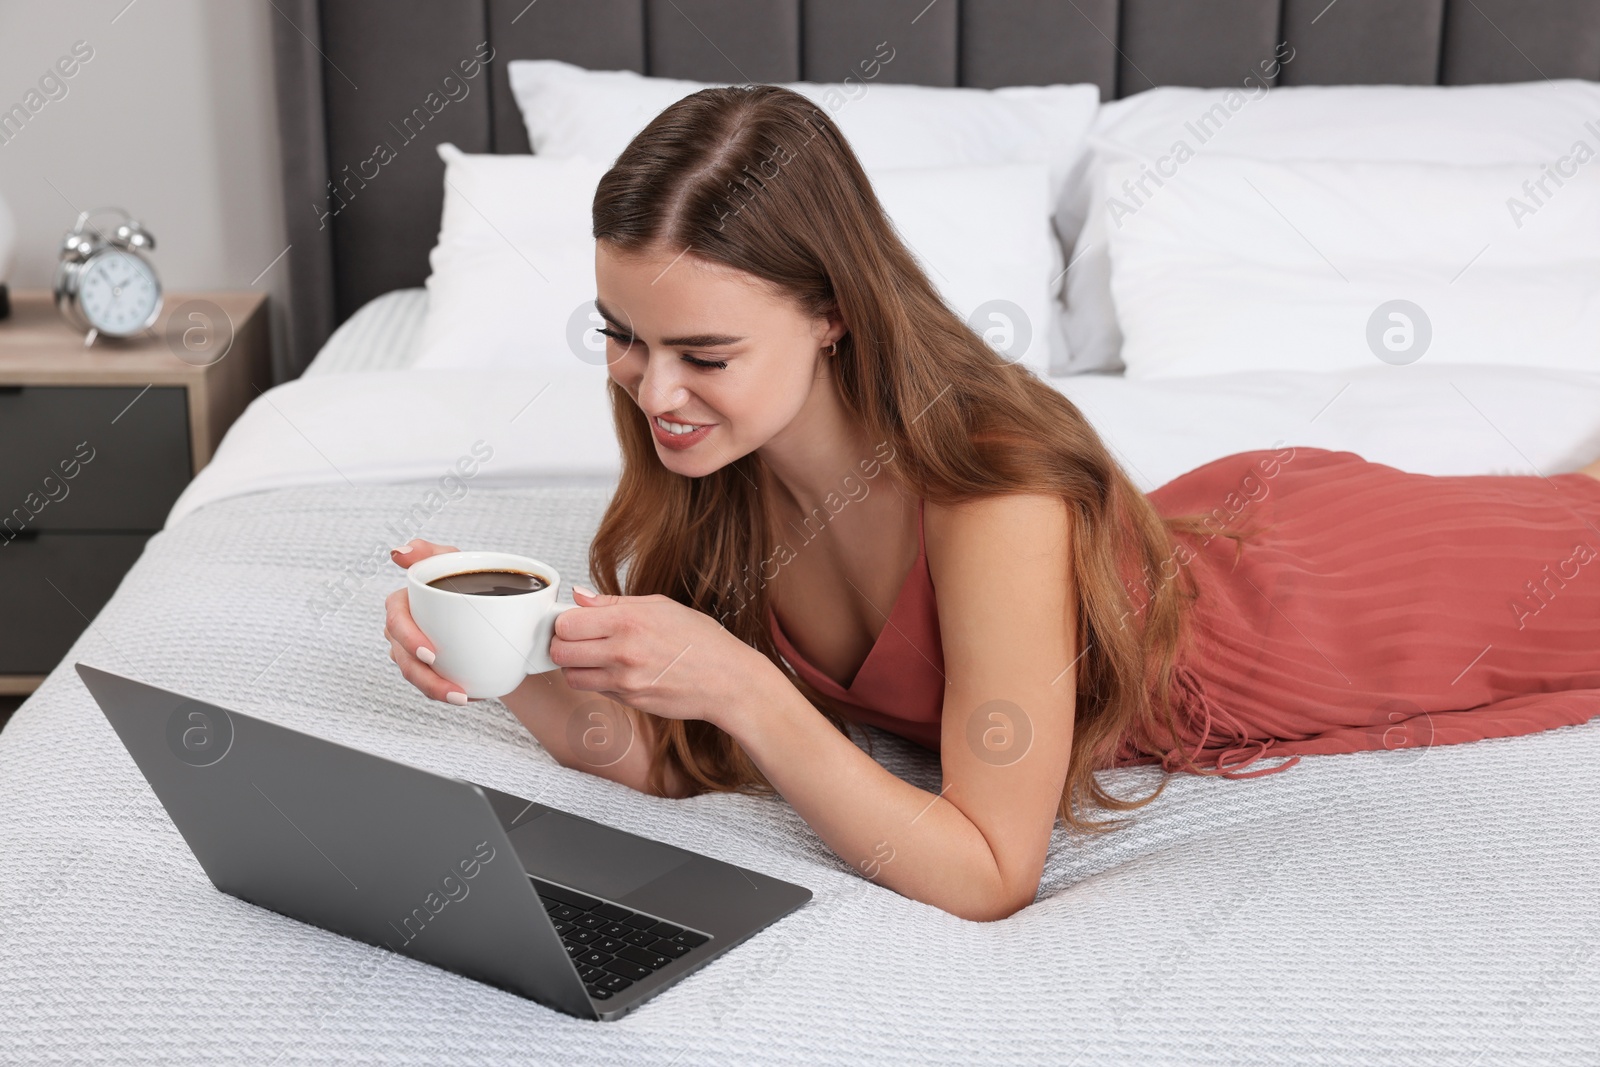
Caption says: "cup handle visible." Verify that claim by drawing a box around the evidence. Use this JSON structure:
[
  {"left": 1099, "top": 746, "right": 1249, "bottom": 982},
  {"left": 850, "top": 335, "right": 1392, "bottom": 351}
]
[{"left": 525, "top": 601, "right": 579, "bottom": 675}]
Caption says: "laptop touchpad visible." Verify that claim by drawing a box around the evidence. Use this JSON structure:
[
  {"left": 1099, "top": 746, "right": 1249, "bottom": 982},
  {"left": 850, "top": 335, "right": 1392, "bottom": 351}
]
[{"left": 507, "top": 811, "right": 692, "bottom": 900}]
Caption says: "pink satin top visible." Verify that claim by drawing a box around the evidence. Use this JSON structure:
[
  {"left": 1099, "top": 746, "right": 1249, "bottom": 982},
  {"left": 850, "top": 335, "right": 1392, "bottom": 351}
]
[{"left": 768, "top": 498, "right": 946, "bottom": 750}]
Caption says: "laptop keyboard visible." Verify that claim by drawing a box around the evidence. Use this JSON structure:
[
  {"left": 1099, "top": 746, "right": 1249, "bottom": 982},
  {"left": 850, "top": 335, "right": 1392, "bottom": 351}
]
[{"left": 531, "top": 876, "right": 712, "bottom": 1002}]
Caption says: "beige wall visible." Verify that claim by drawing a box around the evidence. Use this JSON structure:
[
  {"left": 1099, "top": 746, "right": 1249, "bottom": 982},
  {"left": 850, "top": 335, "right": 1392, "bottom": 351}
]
[{"left": 0, "top": 0, "right": 290, "bottom": 375}]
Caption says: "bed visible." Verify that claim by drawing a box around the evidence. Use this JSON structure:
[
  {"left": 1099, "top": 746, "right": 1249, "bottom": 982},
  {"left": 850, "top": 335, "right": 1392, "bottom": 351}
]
[{"left": 4, "top": 2, "right": 1600, "bottom": 1064}]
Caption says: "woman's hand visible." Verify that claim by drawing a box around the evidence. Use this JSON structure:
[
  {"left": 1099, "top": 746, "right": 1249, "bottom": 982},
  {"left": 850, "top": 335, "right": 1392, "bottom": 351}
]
[
  {"left": 383, "top": 538, "right": 472, "bottom": 705},
  {"left": 552, "top": 590, "right": 772, "bottom": 726}
]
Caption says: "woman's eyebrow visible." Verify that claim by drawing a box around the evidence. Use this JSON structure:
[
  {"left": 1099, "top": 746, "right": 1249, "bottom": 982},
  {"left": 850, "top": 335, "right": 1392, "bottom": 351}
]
[{"left": 593, "top": 297, "right": 746, "bottom": 348}]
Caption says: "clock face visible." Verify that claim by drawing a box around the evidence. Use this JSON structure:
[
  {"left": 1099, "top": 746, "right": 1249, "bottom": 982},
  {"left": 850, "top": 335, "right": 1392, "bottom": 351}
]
[{"left": 79, "top": 249, "right": 161, "bottom": 336}]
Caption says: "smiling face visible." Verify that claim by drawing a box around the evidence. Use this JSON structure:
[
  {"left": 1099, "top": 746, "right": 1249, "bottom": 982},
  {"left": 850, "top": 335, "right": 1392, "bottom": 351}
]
[{"left": 596, "top": 239, "right": 844, "bottom": 478}]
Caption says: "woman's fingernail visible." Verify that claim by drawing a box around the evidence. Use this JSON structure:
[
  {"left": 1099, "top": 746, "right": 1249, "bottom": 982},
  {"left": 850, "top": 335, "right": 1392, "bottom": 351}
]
[
  {"left": 446, "top": 691, "right": 468, "bottom": 706},
  {"left": 417, "top": 646, "right": 436, "bottom": 665},
  {"left": 392, "top": 544, "right": 413, "bottom": 554},
  {"left": 575, "top": 585, "right": 597, "bottom": 598}
]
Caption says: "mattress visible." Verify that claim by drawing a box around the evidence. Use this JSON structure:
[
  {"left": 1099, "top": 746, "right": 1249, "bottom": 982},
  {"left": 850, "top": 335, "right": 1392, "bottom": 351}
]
[{"left": 3, "top": 362, "right": 1599, "bottom": 1065}]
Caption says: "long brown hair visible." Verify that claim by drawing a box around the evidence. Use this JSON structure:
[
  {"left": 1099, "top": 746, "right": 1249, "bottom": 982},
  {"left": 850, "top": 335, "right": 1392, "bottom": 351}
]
[{"left": 587, "top": 84, "right": 1258, "bottom": 834}]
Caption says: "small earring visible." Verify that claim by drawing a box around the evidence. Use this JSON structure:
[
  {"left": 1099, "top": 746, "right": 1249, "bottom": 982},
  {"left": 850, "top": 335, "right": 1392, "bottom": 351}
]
[{"left": 825, "top": 341, "right": 838, "bottom": 357}]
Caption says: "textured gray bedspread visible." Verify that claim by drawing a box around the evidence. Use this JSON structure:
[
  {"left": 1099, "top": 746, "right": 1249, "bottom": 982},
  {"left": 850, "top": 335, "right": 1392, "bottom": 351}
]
[{"left": 2, "top": 483, "right": 1596, "bottom": 1066}]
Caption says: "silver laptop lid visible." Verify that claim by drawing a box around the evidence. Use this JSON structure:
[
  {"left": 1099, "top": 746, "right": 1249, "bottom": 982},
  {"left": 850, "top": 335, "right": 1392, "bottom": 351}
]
[{"left": 75, "top": 662, "right": 596, "bottom": 1020}]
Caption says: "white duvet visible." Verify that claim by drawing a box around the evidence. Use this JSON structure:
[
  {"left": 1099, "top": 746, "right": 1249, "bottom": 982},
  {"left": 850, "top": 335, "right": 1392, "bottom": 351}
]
[{"left": 173, "top": 361, "right": 1600, "bottom": 524}]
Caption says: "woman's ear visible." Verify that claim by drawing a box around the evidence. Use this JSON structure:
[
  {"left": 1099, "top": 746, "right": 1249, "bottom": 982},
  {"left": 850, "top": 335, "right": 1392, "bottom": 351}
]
[
  {"left": 825, "top": 308, "right": 847, "bottom": 350},
  {"left": 811, "top": 307, "right": 845, "bottom": 351}
]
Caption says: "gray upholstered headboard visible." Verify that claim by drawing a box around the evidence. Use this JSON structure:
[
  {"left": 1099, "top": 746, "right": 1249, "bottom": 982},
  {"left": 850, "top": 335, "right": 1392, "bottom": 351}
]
[{"left": 269, "top": 0, "right": 1600, "bottom": 379}]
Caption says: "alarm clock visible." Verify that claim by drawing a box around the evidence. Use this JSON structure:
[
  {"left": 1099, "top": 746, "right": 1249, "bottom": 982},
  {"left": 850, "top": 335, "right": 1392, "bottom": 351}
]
[{"left": 54, "top": 206, "right": 162, "bottom": 345}]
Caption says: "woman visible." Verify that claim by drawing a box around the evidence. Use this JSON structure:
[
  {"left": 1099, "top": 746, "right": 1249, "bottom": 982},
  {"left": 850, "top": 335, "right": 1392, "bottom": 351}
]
[{"left": 384, "top": 85, "right": 1600, "bottom": 922}]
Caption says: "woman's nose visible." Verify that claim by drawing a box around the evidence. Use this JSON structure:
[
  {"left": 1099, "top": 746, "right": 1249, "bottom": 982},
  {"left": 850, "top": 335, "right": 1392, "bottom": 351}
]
[{"left": 636, "top": 354, "right": 690, "bottom": 414}]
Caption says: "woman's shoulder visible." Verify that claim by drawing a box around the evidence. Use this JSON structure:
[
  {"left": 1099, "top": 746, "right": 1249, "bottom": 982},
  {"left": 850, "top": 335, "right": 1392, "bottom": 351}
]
[
  {"left": 923, "top": 491, "right": 1072, "bottom": 534},
  {"left": 922, "top": 491, "right": 1073, "bottom": 587},
  {"left": 919, "top": 491, "right": 1077, "bottom": 697}
]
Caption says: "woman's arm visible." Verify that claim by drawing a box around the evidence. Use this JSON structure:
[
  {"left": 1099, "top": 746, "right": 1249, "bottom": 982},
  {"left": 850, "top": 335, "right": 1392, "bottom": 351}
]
[
  {"left": 501, "top": 670, "right": 696, "bottom": 798},
  {"left": 536, "top": 494, "right": 1077, "bottom": 921},
  {"left": 712, "top": 493, "right": 1078, "bottom": 922}
]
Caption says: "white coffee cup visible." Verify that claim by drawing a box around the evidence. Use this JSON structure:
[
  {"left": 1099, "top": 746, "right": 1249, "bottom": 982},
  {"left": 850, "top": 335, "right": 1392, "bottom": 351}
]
[{"left": 405, "top": 551, "right": 579, "bottom": 699}]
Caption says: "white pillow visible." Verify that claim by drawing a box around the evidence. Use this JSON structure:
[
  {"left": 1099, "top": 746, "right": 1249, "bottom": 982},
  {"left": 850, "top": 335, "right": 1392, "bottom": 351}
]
[
  {"left": 1106, "top": 154, "right": 1600, "bottom": 378},
  {"left": 413, "top": 144, "right": 1060, "bottom": 377},
  {"left": 412, "top": 146, "right": 611, "bottom": 373},
  {"left": 506, "top": 58, "right": 1097, "bottom": 371},
  {"left": 872, "top": 163, "right": 1057, "bottom": 375},
  {"left": 1065, "top": 78, "right": 1600, "bottom": 374}
]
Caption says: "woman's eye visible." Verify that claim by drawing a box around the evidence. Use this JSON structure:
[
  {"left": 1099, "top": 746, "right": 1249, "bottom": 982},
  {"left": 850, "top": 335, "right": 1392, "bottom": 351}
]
[{"left": 597, "top": 328, "right": 727, "bottom": 369}]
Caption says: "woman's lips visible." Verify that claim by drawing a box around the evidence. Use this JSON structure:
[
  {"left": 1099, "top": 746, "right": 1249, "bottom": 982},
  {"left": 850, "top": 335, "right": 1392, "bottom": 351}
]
[{"left": 651, "top": 415, "right": 715, "bottom": 450}]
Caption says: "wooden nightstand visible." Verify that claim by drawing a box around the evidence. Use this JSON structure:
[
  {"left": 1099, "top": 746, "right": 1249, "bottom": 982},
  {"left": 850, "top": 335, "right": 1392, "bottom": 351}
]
[{"left": 0, "top": 290, "right": 270, "bottom": 695}]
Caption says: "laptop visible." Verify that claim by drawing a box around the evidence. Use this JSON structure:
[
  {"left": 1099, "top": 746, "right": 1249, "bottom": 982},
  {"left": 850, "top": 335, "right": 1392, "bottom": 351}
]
[{"left": 76, "top": 663, "right": 813, "bottom": 1022}]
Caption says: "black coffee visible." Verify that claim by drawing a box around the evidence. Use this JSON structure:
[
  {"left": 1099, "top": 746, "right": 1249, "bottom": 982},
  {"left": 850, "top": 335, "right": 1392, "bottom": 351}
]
[{"left": 427, "top": 569, "right": 549, "bottom": 596}]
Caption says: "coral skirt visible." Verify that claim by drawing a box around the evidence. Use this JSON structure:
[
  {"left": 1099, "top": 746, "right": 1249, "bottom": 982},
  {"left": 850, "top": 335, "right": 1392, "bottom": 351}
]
[{"left": 1118, "top": 446, "right": 1600, "bottom": 778}]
